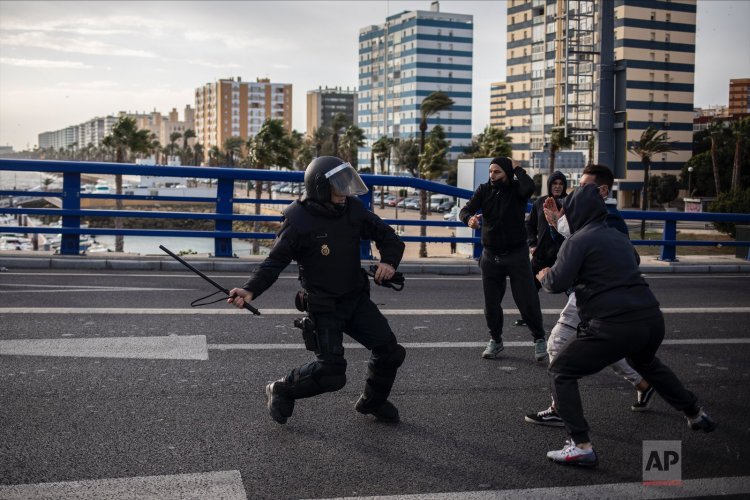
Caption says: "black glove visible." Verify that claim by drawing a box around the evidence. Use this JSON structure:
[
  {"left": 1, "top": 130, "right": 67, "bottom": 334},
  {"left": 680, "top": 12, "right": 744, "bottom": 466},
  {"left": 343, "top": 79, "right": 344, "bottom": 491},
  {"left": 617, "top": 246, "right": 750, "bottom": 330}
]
[{"left": 365, "top": 265, "right": 405, "bottom": 291}]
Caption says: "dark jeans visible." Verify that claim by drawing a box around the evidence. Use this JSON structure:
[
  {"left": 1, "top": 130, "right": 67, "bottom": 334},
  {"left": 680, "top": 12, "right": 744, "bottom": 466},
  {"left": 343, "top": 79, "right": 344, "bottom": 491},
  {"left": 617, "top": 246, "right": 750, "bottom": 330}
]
[
  {"left": 480, "top": 246, "right": 545, "bottom": 341},
  {"left": 549, "top": 310, "right": 699, "bottom": 444}
]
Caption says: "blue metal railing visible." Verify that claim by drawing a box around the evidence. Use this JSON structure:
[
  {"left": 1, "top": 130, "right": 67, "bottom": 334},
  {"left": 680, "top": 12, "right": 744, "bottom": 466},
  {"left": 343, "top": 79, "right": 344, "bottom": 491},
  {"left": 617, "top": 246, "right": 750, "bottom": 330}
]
[{"left": 2, "top": 158, "right": 750, "bottom": 261}]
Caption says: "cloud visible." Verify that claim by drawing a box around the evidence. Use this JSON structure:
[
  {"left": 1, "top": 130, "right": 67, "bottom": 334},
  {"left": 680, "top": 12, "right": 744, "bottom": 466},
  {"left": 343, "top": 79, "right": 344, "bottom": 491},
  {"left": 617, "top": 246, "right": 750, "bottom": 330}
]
[
  {"left": 183, "top": 30, "right": 297, "bottom": 51},
  {"left": 0, "top": 32, "right": 158, "bottom": 58},
  {"left": 272, "top": 63, "right": 290, "bottom": 70},
  {"left": 181, "top": 59, "right": 241, "bottom": 69},
  {"left": 0, "top": 57, "right": 93, "bottom": 69}
]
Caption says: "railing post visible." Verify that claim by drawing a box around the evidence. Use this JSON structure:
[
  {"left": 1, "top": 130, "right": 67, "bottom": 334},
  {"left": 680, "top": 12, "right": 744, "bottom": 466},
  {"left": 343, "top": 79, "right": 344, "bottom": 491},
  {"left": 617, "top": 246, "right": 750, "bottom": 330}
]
[
  {"left": 214, "top": 178, "right": 233, "bottom": 257},
  {"left": 472, "top": 228, "right": 483, "bottom": 260},
  {"left": 659, "top": 219, "right": 677, "bottom": 262},
  {"left": 359, "top": 190, "right": 373, "bottom": 260},
  {"left": 60, "top": 172, "right": 80, "bottom": 255}
]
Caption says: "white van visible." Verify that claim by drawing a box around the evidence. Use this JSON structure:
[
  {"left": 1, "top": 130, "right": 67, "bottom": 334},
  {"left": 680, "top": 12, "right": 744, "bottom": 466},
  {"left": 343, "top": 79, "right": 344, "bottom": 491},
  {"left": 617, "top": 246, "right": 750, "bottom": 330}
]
[{"left": 429, "top": 194, "right": 452, "bottom": 212}]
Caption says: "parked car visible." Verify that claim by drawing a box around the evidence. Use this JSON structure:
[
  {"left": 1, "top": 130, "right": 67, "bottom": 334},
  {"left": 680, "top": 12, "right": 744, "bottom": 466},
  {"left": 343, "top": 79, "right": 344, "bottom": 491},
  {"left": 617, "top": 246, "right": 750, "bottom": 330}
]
[
  {"left": 397, "top": 197, "right": 417, "bottom": 209},
  {"left": 437, "top": 200, "right": 456, "bottom": 213},
  {"left": 387, "top": 196, "right": 404, "bottom": 207},
  {"left": 405, "top": 198, "right": 421, "bottom": 210}
]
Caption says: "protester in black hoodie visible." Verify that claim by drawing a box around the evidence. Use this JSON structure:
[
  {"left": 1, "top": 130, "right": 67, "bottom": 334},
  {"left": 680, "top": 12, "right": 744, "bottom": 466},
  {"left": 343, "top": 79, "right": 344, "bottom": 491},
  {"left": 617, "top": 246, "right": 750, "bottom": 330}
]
[
  {"left": 459, "top": 157, "right": 546, "bottom": 361},
  {"left": 526, "top": 170, "right": 567, "bottom": 288},
  {"left": 538, "top": 183, "right": 716, "bottom": 467}
]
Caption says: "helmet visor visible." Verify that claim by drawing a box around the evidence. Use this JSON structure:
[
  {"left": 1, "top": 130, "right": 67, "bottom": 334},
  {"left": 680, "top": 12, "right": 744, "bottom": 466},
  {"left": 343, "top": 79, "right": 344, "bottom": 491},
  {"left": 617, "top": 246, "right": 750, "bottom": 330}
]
[{"left": 324, "top": 162, "right": 369, "bottom": 197}]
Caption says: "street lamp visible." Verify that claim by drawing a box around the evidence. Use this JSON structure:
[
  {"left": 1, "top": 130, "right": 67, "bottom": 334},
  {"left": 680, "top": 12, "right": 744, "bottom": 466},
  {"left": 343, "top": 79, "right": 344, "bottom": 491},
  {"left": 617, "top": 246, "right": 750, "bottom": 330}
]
[{"left": 687, "top": 166, "right": 694, "bottom": 196}]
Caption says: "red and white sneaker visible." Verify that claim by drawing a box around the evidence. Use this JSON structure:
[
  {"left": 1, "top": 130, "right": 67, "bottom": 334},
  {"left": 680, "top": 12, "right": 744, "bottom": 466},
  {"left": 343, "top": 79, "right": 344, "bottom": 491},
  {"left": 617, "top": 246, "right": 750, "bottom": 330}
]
[{"left": 547, "top": 439, "right": 599, "bottom": 467}]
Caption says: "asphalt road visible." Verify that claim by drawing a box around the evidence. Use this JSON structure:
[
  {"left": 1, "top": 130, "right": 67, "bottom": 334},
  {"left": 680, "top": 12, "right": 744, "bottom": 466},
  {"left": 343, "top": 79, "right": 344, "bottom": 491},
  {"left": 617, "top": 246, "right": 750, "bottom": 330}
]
[{"left": 1, "top": 271, "right": 749, "bottom": 499}]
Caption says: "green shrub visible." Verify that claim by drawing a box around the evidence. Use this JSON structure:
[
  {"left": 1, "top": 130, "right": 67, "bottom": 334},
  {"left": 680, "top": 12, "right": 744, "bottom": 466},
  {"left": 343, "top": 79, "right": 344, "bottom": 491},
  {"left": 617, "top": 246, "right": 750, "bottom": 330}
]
[{"left": 709, "top": 188, "right": 750, "bottom": 238}]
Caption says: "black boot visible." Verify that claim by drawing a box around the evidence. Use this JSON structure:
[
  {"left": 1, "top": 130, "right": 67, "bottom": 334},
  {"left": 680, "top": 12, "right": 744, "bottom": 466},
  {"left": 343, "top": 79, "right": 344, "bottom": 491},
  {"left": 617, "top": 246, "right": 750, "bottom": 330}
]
[
  {"left": 266, "top": 381, "right": 294, "bottom": 424},
  {"left": 355, "top": 394, "right": 400, "bottom": 423}
]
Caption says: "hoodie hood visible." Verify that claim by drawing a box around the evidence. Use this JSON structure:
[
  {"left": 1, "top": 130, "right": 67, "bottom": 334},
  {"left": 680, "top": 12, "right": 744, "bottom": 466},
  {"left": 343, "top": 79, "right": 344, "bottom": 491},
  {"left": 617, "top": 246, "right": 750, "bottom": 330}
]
[
  {"left": 562, "top": 183, "right": 607, "bottom": 233},
  {"left": 547, "top": 171, "right": 568, "bottom": 198}
]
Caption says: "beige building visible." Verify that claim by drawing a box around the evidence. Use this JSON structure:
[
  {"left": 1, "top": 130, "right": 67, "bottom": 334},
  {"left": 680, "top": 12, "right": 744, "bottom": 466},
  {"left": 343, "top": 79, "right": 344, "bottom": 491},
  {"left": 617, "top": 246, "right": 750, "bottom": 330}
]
[
  {"left": 306, "top": 86, "right": 357, "bottom": 136},
  {"left": 728, "top": 78, "right": 750, "bottom": 116},
  {"left": 489, "top": 81, "right": 508, "bottom": 129},
  {"left": 194, "top": 77, "right": 292, "bottom": 159},
  {"left": 505, "top": 0, "right": 697, "bottom": 207}
]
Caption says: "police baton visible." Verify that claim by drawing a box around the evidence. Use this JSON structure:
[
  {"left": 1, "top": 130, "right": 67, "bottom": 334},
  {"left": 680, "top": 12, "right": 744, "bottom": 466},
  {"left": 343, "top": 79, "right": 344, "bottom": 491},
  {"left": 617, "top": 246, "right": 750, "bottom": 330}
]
[{"left": 159, "top": 245, "right": 261, "bottom": 315}]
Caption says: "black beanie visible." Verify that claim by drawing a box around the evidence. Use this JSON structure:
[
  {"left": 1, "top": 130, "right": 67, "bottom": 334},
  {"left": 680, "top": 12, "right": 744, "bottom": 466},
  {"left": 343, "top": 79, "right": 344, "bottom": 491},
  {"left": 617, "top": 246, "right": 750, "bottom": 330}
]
[{"left": 490, "top": 156, "right": 514, "bottom": 180}]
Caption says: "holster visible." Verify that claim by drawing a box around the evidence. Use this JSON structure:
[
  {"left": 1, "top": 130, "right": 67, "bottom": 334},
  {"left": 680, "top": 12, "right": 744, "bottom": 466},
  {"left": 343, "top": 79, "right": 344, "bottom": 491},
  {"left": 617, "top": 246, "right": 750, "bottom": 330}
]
[{"left": 294, "top": 316, "right": 318, "bottom": 352}]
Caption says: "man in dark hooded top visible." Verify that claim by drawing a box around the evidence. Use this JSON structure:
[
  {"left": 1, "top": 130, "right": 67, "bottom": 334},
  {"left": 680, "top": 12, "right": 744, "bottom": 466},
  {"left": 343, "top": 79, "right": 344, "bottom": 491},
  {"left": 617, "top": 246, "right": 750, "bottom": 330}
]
[
  {"left": 537, "top": 183, "right": 717, "bottom": 467},
  {"left": 459, "top": 156, "right": 547, "bottom": 361},
  {"left": 526, "top": 170, "right": 567, "bottom": 289}
]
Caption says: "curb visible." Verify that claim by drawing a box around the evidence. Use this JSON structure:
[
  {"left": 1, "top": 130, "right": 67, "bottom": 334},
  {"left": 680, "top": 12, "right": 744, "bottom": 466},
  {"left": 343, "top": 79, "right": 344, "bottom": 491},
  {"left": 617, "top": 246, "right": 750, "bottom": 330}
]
[{"left": 1, "top": 254, "right": 749, "bottom": 274}]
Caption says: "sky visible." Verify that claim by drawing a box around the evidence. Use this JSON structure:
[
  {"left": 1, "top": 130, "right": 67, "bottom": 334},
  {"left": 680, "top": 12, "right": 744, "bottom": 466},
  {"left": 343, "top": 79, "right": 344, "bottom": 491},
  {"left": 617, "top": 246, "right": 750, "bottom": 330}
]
[{"left": 0, "top": 0, "right": 748, "bottom": 151}]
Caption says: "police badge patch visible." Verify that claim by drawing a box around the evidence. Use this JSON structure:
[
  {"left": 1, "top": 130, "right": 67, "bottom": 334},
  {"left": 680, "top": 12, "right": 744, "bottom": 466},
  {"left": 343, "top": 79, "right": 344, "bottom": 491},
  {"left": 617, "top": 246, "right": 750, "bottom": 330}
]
[{"left": 321, "top": 244, "right": 330, "bottom": 256}]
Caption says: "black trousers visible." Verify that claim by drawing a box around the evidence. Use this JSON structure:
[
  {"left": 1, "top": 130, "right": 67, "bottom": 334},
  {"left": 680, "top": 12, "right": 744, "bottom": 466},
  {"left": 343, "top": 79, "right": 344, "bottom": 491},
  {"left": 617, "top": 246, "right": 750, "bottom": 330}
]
[
  {"left": 480, "top": 246, "right": 545, "bottom": 341},
  {"left": 549, "top": 311, "right": 699, "bottom": 444},
  {"left": 280, "top": 290, "right": 403, "bottom": 403}
]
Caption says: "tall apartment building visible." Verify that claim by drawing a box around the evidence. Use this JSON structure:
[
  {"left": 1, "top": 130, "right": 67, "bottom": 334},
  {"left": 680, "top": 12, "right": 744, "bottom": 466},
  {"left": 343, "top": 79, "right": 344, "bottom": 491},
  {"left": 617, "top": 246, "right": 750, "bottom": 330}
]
[
  {"left": 38, "top": 115, "right": 119, "bottom": 151},
  {"left": 505, "top": 0, "right": 696, "bottom": 207},
  {"left": 728, "top": 78, "right": 750, "bottom": 116},
  {"left": 194, "top": 77, "right": 292, "bottom": 158},
  {"left": 38, "top": 107, "right": 195, "bottom": 152},
  {"left": 306, "top": 87, "right": 358, "bottom": 135},
  {"left": 358, "top": 2, "right": 473, "bottom": 166},
  {"left": 489, "top": 81, "right": 508, "bottom": 129}
]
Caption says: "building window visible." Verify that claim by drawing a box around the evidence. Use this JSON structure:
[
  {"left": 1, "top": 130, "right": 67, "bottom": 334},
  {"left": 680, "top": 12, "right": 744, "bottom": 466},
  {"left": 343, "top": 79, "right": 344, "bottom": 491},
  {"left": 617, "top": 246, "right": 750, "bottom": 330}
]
[
  {"left": 665, "top": 33, "right": 671, "bottom": 43},
  {"left": 666, "top": 13, "right": 671, "bottom": 22},
  {"left": 649, "top": 72, "right": 655, "bottom": 81},
  {"left": 650, "top": 52, "right": 655, "bottom": 61},
  {"left": 650, "top": 32, "right": 656, "bottom": 41},
  {"left": 664, "top": 73, "right": 670, "bottom": 81},
  {"left": 650, "top": 11, "right": 656, "bottom": 21},
  {"left": 649, "top": 93, "right": 654, "bottom": 102},
  {"left": 648, "top": 113, "right": 653, "bottom": 122},
  {"left": 665, "top": 53, "right": 670, "bottom": 63}
]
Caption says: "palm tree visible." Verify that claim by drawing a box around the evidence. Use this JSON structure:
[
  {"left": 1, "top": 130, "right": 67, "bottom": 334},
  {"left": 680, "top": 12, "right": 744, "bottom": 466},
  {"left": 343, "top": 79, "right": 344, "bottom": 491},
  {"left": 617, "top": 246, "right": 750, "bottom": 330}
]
[
  {"left": 418, "top": 91, "right": 454, "bottom": 257},
  {"left": 101, "top": 116, "right": 152, "bottom": 252},
  {"left": 466, "top": 125, "right": 512, "bottom": 158},
  {"left": 706, "top": 120, "right": 724, "bottom": 196},
  {"left": 223, "top": 136, "right": 245, "bottom": 167},
  {"left": 193, "top": 143, "right": 205, "bottom": 167},
  {"left": 731, "top": 117, "right": 749, "bottom": 192},
  {"left": 628, "top": 126, "right": 677, "bottom": 239},
  {"left": 372, "top": 136, "right": 394, "bottom": 208},
  {"left": 549, "top": 120, "right": 574, "bottom": 174},
  {"left": 247, "top": 119, "right": 294, "bottom": 254},
  {"left": 330, "top": 113, "right": 350, "bottom": 157},
  {"left": 338, "top": 125, "right": 365, "bottom": 167},
  {"left": 312, "top": 126, "right": 332, "bottom": 158},
  {"left": 181, "top": 129, "right": 196, "bottom": 165}
]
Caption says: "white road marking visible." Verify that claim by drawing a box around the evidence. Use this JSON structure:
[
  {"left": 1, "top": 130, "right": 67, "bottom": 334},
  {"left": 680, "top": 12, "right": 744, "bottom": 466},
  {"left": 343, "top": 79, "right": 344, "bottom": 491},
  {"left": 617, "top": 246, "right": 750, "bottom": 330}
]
[
  {"left": 0, "top": 470, "right": 246, "bottom": 500},
  {"left": 1, "top": 307, "right": 749, "bottom": 314},
  {"left": 313, "top": 475, "right": 750, "bottom": 500},
  {"left": 209, "top": 338, "right": 750, "bottom": 351},
  {"left": 0, "top": 335, "right": 208, "bottom": 360}
]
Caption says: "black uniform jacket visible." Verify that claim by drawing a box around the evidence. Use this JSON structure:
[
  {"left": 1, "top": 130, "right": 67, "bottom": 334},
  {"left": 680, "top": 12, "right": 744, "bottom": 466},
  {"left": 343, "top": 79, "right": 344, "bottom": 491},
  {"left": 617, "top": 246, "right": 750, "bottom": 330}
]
[{"left": 242, "top": 197, "right": 405, "bottom": 299}]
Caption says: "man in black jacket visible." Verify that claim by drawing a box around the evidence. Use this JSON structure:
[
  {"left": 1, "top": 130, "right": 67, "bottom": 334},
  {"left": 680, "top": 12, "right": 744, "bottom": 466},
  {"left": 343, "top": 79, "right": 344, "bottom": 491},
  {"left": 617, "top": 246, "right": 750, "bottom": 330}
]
[
  {"left": 538, "top": 183, "right": 716, "bottom": 467},
  {"left": 229, "top": 156, "right": 406, "bottom": 425},
  {"left": 459, "top": 157, "right": 547, "bottom": 361}
]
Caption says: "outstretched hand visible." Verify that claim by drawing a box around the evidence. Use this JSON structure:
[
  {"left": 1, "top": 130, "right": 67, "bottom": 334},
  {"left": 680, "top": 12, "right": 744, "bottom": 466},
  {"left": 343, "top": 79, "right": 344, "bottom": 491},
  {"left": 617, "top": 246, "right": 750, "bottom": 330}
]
[{"left": 543, "top": 197, "right": 562, "bottom": 226}]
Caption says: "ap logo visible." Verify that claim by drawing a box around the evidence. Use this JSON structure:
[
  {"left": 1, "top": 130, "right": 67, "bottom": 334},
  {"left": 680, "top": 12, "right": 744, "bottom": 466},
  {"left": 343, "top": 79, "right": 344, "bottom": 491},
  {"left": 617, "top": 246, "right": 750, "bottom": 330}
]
[{"left": 643, "top": 440, "right": 682, "bottom": 486}]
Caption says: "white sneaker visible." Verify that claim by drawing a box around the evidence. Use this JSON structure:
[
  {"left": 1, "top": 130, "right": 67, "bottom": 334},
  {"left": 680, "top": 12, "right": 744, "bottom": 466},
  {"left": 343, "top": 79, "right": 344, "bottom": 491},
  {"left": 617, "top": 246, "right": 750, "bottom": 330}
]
[
  {"left": 547, "top": 439, "right": 598, "bottom": 467},
  {"left": 482, "top": 339, "right": 504, "bottom": 359}
]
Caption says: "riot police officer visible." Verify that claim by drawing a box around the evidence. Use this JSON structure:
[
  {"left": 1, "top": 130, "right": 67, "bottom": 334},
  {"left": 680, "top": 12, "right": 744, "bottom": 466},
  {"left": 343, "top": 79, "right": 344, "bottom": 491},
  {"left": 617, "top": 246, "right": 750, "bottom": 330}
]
[{"left": 228, "top": 156, "right": 406, "bottom": 425}]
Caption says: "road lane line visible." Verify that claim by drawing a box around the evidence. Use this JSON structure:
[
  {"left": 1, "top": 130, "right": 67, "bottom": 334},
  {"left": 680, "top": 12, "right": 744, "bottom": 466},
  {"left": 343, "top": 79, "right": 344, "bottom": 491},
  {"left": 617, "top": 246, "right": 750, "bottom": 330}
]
[
  {"left": 209, "top": 338, "right": 750, "bottom": 351},
  {"left": 0, "top": 335, "right": 208, "bottom": 360},
  {"left": 0, "top": 470, "right": 246, "bottom": 500},
  {"left": 311, "top": 475, "right": 750, "bottom": 499},
  {"left": 2, "top": 307, "right": 750, "bottom": 314}
]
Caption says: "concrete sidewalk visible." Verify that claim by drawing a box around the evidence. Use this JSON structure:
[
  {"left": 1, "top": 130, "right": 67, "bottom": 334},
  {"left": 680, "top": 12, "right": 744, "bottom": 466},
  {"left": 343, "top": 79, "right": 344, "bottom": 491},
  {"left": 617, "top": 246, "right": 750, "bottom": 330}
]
[{"left": 1, "top": 251, "right": 749, "bottom": 274}]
